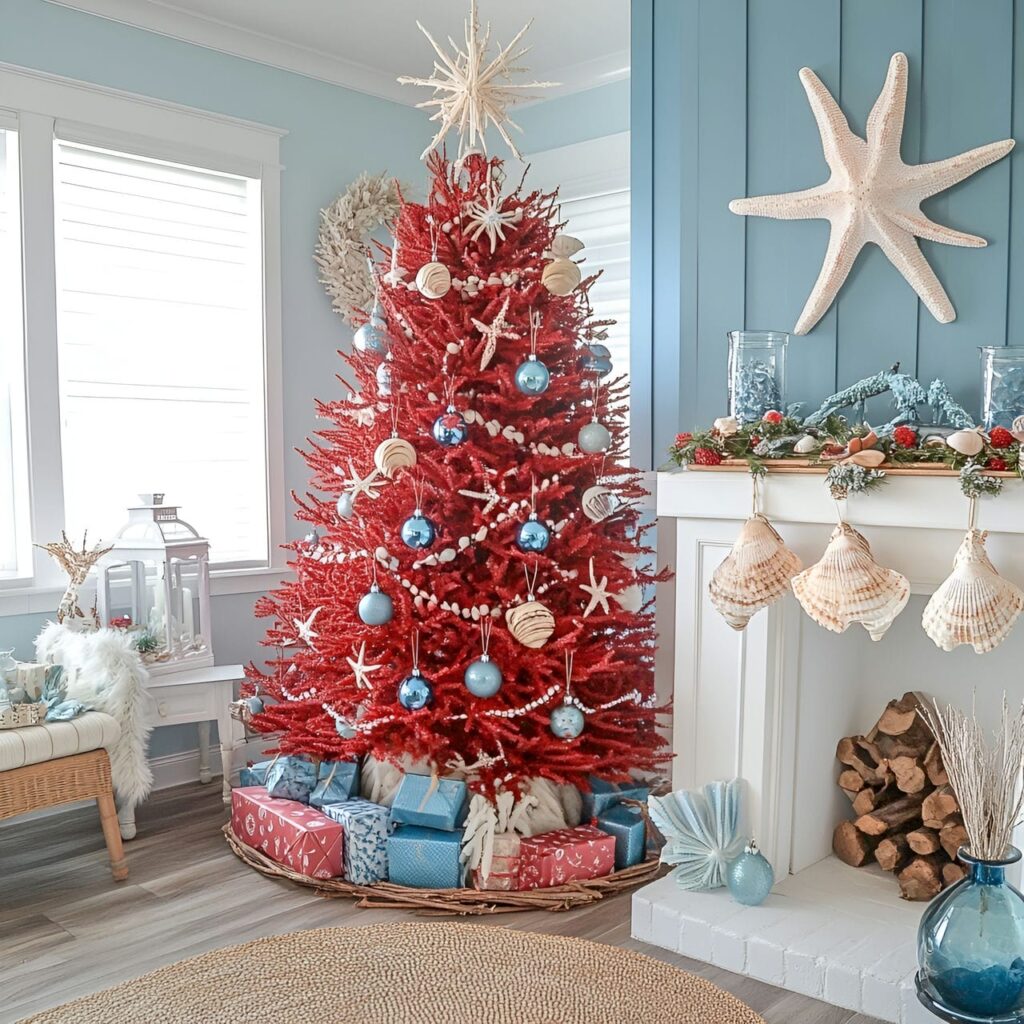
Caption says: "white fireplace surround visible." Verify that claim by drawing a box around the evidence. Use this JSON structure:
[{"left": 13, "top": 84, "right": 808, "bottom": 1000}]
[{"left": 635, "top": 469, "right": 1024, "bottom": 1024}]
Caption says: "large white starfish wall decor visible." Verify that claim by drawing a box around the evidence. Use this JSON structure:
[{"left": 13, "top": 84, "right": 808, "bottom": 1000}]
[
  {"left": 729, "top": 52, "right": 1014, "bottom": 336},
  {"left": 398, "top": 0, "right": 557, "bottom": 160}
]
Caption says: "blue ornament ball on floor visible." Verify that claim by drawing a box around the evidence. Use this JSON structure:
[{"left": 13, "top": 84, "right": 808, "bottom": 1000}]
[
  {"left": 516, "top": 516, "right": 550, "bottom": 553},
  {"left": 432, "top": 409, "right": 468, "bottom": 447},
  {"left": 358, "top": 585, "right": 393, "bottom": 626},
  {"left": 401, "top": 511, "right": 436, "bottom": 549},
  {"left": 578, "top": 421, "right": 611, "bottom": 453},
  {"left": 354, "top": 321, "right": 389, "bottom": 356},
  {"left": 550, "top": 702, "right": 585, "bottom": 739},
  {"left": 726, "top": 840, "right": 774, "bottom": 906},
  {"left": 398, "top": 671, "right": 433, "bottom": 710},
  {"left": 464, "top": 656, "right": 502, "bottom": 698},
  {"left": 515, "top": 356, "right": 550, "bottom": 395}
]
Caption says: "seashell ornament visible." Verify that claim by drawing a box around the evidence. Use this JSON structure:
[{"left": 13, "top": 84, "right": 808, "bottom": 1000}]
[
  {"left": 505, "top": 600, "right": 555, "bottom": 649},
  {"left": 946, "top": 427, "right": 985, "bottom": 457},
  {"left": 922, "top": 529, "right": 1024, "bottom": 653},
  {"left": 792, "top": 522, "right": 909, "bottom": 641},
  {"left": 550, "top": 234, "right": 584, "bottom": 258},
  {"left": 373, "top": 435, "right": 416, "bottom": 479},
  {"left": 542, "top": 258, "right": 582, "bottom": 296},
  {"left": 794, "top": 435, "right": 817, "bottom": 454},
  {"left": 709, "top": 513, "right": 802, "bottom": 630},
  {"left": 582, "top": 485, "right": 620, "bottom": 523},
  {"left": 416, "top": 261, "right": 451, "bottom": 299}
]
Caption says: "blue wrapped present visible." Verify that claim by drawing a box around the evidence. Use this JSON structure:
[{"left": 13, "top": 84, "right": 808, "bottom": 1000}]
[
  {"left": 309, "top": 760, "right": 359, "bottom": 808},
  {"left": 239, "top": 760, "right": 273, "bottom": 788},
  {"left": 580, "top": 776, "right": 650, "bottom": 819},
  {"left": 264, "top": 756, "right": 317, "bottom": 802},
  {"left": 596, "top": 803, "right": 647, "bottom": 869},
  {"left": 387, "top": 825, "right": 464, "bottom": 889},
  {"left": 390, "top": 773, "right": 467, "bottom": 831},
  {"left": 321, "top": 798, "right": 389, "bottom": 884}
]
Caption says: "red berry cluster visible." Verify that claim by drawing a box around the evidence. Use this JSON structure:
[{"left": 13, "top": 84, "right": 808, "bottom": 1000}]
[
  {"left": 674, "top": 432, "right": 693, "bottom": 448},
  {"left": 988, "top": 426, "right": 1014, "bottom": 449},
  {"left": 693, "top": 447, "right": 723, "bottom": 466},
  {"left": 892, "top": 425, "right": 917, "bottom": 449},
  {"left": 987, "top": 457, "right": 1009, "bottom": 472},
  {"left": 762, "top": 410, "right": 783, "bottom": 425}
]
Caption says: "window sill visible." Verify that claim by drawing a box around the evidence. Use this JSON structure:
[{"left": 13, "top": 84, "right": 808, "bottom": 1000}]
[{"left": 0, "top": 564, "right": 292, "bottom": 618}]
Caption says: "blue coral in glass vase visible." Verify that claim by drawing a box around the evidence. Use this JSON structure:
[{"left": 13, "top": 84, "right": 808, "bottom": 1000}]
[{"left": 916, "top": 846, "right": 1024, "bottom": 1023}]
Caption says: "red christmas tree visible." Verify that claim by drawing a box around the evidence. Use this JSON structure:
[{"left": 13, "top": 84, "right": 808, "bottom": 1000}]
[{"left": 244, "top": 150, "right": 668, "bottom": 799}]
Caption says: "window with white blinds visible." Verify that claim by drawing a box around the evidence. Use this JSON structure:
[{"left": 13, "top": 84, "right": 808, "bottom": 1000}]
[
  {"left": 53, "top": 142, "right": 268, "bottom": 567},
  {"left": 526, "top": 132, "right": 630, "bottom": 451},
  {"left": 0, "top": 127, "right": 30, "bottom": 578}
]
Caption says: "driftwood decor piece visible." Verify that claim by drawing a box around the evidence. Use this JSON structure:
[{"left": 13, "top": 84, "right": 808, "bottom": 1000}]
[{"left": 832, "top": 692, "right": 966, "bottom": 901}]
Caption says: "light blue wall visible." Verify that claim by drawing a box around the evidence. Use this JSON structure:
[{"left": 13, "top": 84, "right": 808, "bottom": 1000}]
[
  {"left": 636, "top": 0, "right": 1022, "bottom": 458},
  {"left": 0, "top": 2, "right": 626, "bottom": 757}
]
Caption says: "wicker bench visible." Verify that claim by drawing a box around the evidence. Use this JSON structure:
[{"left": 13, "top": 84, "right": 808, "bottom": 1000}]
[{"left": 0, "top": 712, "right": 128, "bottom": 881}]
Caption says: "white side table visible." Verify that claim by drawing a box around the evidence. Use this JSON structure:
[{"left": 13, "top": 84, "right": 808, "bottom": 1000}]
[{"left": 120, "top": 663, "right": 246, "bottom": 838}]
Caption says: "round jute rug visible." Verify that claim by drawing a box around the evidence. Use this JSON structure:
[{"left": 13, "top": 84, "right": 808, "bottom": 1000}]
[{"left": 20, "top": 921, "right": 765, "bottom": 1024}]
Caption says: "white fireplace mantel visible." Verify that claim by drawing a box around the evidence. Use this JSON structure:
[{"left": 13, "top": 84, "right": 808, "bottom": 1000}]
[{"left": 633, "top": 468, "right": 1024, "bottom": 1024}]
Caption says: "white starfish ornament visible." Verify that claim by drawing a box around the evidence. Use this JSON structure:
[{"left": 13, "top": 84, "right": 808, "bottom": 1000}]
[
  {"left": 730, "top": 52, "right": 1014, "bottom": 336},
  {"left": 472, "top": 295, "right": 518, "bottom": 371},
  {"left": 580, "top": 558, "right": 611, "bottom": 618},
  {"left": 346, "top": 642, "right": 382, "bottom": 690},
  {"left": 294, "top": 607, "right": 321, "bottom": 647},
  {"left": 463, "top": 179, "right": 523, "bottom": 254},
  {"left": 397, "top": 0, "right": 557, "bottom": 160}
]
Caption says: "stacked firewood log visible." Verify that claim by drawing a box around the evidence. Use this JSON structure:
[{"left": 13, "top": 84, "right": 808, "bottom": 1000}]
[{"left": 832, "top": 692, "right": 966, "bottom": 901}]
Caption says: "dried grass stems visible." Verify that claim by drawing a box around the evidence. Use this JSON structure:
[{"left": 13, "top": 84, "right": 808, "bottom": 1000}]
[{"left": 919, "top": 694, "right": 1024, "bottom": 861}]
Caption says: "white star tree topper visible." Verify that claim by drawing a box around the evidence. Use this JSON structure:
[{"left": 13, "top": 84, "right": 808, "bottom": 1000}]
[
  {"left": 730, "top": 52, "right": 1014, "bottom": 336},
  {"left": 398, "top": 0, "right": 558, "bottom": 160}
]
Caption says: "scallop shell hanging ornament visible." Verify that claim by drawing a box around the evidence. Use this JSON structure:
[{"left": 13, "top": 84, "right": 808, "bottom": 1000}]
[
  {"left": 542, "top": 258, "right": 581, "bottom": 296},
  {"left": 709, "top": 513, "right": 802, "bottom": 630},
  {"left": 416, "top": 261, "right": 451, "bottom": 299},
  {"left": 549, "top": 234, "right": 584, "bottom": 259},
  {"left": 581, "top": 485, "right": 620, "bottom": 523},
  {"left": 791, "top": 522, "right": 909, "bottom": 641},
  {"left": 374, "top": 436, "right": 417, "bottom": 479},
  {"left": 922, "top": 528, "right": 1024, "bottom": 653}
]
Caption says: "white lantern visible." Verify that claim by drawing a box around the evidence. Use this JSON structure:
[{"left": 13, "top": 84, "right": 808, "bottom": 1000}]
[{"left": 95, "top": 494, "right": 213, "bottom": 675}]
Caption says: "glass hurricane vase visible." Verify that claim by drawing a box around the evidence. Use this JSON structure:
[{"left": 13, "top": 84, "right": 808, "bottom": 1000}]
[{"left": 916, "top": 847, "right": 1024, "bottom": 1023}]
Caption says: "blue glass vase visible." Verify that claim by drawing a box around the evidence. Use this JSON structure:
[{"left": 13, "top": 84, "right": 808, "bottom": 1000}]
[{"left": 917, "top": 846, "right": 1024, "bottom": 1023}]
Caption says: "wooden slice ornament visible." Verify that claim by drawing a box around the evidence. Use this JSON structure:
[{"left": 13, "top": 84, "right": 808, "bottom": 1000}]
[
  {"left": 506, "top": 563, "right": 555, "bottom": 649},
  {"left": 416, "top": 220, "right": 451, "bottom": 299},
  {"left": 374, "top": 396, "right": 417, "bottom": 479}
]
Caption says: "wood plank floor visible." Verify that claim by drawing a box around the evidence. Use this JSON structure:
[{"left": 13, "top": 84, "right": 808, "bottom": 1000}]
[{"left": 0, "top": 782, "right": 885, "bottom": 1024}]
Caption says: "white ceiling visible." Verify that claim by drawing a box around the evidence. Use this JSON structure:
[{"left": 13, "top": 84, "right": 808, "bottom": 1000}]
[{"left": 47, "top": 0, "right": 630, "bottom": 104}]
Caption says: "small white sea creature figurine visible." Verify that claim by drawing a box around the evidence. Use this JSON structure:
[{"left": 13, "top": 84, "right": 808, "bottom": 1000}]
[{"left": 647, "top": 779, "right": 744, "bottom": 889}]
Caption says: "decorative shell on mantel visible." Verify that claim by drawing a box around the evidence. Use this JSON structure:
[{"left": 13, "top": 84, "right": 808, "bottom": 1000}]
[
  {"left": 922, "top": 529, "right": 1024, "bottom": 654},
  {"left": 709, "top": 514, "right": 801, "bottom": 630},
  {"left": 792, "top": 522, "right": 909, "bottom": 641}
]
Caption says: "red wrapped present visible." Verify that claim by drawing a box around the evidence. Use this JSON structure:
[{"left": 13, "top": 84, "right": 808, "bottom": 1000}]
[
  {"left": 231, "top": 786, "right": 343, "bottom": 879},
  {"left": 517, "top": 825, "right": 616, "bottom": 890}
]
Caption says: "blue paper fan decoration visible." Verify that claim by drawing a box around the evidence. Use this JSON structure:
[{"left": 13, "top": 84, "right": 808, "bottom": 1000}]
[{"left": 647, "top": 779, "right": 744, "bottom": 890}]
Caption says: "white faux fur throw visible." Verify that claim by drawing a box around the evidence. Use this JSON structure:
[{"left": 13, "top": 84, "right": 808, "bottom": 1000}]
[{"left": 36, "top": 622, "right": 155, "bottom": 808}]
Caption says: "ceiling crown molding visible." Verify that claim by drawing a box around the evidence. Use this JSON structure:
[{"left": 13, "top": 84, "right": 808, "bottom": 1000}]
[{"left": 44, "top": 0, "right": 628, "bottom": 106}]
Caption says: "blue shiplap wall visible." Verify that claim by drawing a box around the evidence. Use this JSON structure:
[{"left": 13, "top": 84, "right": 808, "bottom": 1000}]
[{"left": 635, "top": 0, "right": 1022, "bottom": 459}]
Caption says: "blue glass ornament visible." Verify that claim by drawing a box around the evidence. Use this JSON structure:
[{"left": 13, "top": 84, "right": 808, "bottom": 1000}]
[
  {"left": 245, "top": 695, "right": 265, "bottom": 716},
  {"left": 335, "top": 717, "right": 357, "bottom": 739},
  {"left": 354, "top": 321, "right": 389, "bottom": 356},
  {"left": 515, "top": 356, "right": 550, "bottom": 395},
  {"left": 336, "top": 493, "right": 354, "bottom": 520},
  {"left": 398, "top": 670, "right": 433, "bottom": 711},
  {"left": 432, "top": 406, "right": 468, "bottom": 447},
  {"left": 401, "top": 509, "right": 436, "bottom": 549},
  {"left": 516, "top": 515, "right": 550, "bottom": 553},
  {"left": 917, "top": 846, "right": 1024, "bottom": 1022},
  {"left": 358, "top": 584, "right": 393, "bottom": 626},
  {"left": 726, "top": 840, "right": 775, "bottom": 906},
  {"left": 580, "top": 343, "right": 612, "bottom": 377},
  {"left": 578, "top": 420, "right": 611, "bottom": 453},
  {"left": 463, "top": 656, "right": 502, "bottom": 698},
  {"left": 549, "top": 702, "right": 585, "bottom": 739}
]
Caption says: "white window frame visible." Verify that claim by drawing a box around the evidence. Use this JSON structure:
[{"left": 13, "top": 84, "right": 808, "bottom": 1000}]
[{"left": 0, "top": 62, "right": 287, "bottom": 616}]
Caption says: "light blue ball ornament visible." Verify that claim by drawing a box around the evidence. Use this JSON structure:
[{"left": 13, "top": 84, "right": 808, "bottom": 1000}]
[
  {"left": 515, "top": 356, "right": 550, "bottom": 396},
  {"left": 368, "top": 299, "right": 387, "bottom": 326},
  {"left": 354, "top": 321, "right": 389, "bottom": 356},
  {"left": 516, "top": 515, "right": 550, "bottom": 553},
  {"left": 398, "top": 670, "right": 433, "bottom": 711},
  {"left": 464, "top": 655, "right": 503, "bottom": 698},
  {"left": 432, "top": 407, "right": 468, "bottom": 447},
  {"left": 726, "top": 840, "right": 774, "bottom": 906},
  {"left": 401, "top": 509, "right": 436, "bottom": 549},
  {"left": 580, "top": 343, "right": 612, "bottom": 377},
  {"left": 578, "top": 420, "right": 611, "bottom": 453},
  {"left": 549, "top": 702, "right": 585, "bottom": 739},
  {"left": 336, "top": 492, "right": 354, "bottom": 520},
  {"left": 358, "top": 584, "right": 393, "bottom": 626}
]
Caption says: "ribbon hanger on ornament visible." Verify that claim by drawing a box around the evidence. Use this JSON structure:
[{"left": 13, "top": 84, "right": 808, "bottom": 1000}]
[{"left": 523, "top": 561, "right": 540, "bottom": 600}]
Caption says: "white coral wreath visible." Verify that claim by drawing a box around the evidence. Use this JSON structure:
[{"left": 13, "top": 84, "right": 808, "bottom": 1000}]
[{"left": 314, "top": 172, "right": 402, "bottom": 326}]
